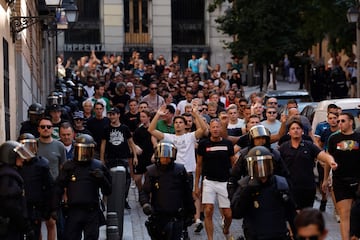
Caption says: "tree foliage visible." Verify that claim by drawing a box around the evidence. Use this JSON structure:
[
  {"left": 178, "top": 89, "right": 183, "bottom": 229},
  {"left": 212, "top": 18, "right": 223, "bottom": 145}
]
[{"left": 209, "top": 0, "right": 357, "bottom": 64}]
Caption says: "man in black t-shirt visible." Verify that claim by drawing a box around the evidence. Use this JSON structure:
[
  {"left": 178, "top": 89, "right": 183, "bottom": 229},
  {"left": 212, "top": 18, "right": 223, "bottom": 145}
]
[
  {"left": 279, "top": 119, "right": 336, "bottom": 210},
  {"left": 325, "top": 113, "right": 360, "bottom": 240},
  {"left": 194, "top": 119, "right": 236, "bottom": 240},
  {"left": 100, "top": 107, "right": 138, "bottom": 209}
]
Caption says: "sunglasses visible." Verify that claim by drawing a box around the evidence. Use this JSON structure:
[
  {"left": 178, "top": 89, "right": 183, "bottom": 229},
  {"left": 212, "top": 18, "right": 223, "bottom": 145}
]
[
  {"left": 268, "top": 102, "right": 278, "bottom": 105},
  {"left": 39, "top": 125, "right": 52, "bottom": 129},
  {"left": 267, "top": 111, "right": 277, "bottom": 114},
  {"left": 150, "top": 87, "right": 158, "bottom": 90},
  {"left": 296, "top": 235, "right": 320, "bottom": 240},
  {"left": 337, "top": 119, "right": 347, "bottom": 123},
  {"left": 74, "top": 118, "right": 84, "bottom": 121}
]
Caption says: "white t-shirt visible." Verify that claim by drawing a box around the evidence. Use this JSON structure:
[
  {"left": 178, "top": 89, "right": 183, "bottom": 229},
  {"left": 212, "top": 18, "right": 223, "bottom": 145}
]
[
  {"left": 177, "top": 99, "right": 192, "bottom": 115},
  {"left": 163, "top": 132, "right": 197, "bottom": 172}
]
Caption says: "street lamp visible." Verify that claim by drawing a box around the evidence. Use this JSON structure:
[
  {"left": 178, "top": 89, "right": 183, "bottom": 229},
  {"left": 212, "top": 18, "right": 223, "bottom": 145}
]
[
  {"left": 347, "top": 6, "right": 360, "bottom": 98},
  {"left": 9, "top": 0, "right": 78, "bottom": 42}
]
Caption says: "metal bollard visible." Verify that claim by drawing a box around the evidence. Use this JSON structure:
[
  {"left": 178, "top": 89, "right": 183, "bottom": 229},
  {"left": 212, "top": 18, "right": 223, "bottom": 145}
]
[
  {"left": 107, "top": 212, "right": 119, "bottom": 226},
  {"left": 107, "top": 166, "right": 126, "bottom": 239},
  {"left": 106, "top": 226, "right": 120, "bottom": 240}
]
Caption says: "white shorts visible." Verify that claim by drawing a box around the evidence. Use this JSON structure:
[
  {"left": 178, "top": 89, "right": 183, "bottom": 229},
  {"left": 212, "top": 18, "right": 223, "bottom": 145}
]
[{"left": 202, "top": 178, "right": 230, "bottom": 208}]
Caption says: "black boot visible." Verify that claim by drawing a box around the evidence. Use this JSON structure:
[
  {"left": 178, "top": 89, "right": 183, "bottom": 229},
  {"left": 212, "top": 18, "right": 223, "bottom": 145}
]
[{"left": 319, "top": 200, "right": 327, "bottom": 212}]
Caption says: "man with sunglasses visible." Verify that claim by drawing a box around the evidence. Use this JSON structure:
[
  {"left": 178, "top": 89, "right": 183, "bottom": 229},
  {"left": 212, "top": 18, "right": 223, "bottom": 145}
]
[
  {"left": 142, "top": 83, "right": 165, "bottom": 113},
  {"left": 37, "top": 116, "right": 67, "bottom": 240},
  {"left": 265, "top": 97, "right": 278, "bottom": 109},
  {"left": 325, "top": 112, "right": 360, "bottom": 240},
  {"left": 261, "top": 106, "right": 281, "bottom": 148}
]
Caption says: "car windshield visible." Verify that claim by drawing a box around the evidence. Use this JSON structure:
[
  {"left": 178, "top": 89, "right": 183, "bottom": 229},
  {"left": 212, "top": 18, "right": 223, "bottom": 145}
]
[{"left": 276, "top": 96, "right": 313, "bottom": 107}]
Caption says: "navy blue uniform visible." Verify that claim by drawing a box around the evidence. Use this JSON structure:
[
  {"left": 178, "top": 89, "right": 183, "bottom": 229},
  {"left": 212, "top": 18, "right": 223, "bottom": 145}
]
[
  {"left": 231, "top": 175, "right": 296, "bottom": 240},
  {"left": 18, "top": 156, "right": 54, "bottom": 240},
  {"left": 54, "top": 159, "right": 112, "bottom": 240},
  {"left": 140, "top": 163, "right": 195, "bottom": 240}
]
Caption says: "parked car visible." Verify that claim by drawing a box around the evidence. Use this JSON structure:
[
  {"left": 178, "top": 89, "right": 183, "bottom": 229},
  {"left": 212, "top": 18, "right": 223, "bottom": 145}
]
[
  {"left": 264, "top": 90, "right": 313, "bottom": 108},
  {"left": 311, "top": 98, "right": 360, "bottom": 131}
]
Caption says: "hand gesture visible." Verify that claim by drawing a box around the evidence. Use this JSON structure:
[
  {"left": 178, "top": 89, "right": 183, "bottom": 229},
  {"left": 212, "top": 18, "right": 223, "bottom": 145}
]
[{"left": 157, "top": 104, "right": 167, "bottom": 116}]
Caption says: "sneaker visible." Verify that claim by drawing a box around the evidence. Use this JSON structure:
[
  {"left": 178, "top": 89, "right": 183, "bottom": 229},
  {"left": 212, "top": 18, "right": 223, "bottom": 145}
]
[
  {"left": 194, "top": 221, "right": 203, "bottom": 233},
  {"left": 125, "top": 201, "right": 131, "bottom": 210},
  {"left": 319, "top": 200, "right": 327, "bottom": 212},
  {"left": 130, "top": 181, "right": 136, "bottom": 189}
]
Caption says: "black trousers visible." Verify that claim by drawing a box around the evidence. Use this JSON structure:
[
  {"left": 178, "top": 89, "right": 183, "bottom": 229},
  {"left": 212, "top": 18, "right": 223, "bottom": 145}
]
[{"left": 63, "top": 207, "right": 100, "bottom": 240}]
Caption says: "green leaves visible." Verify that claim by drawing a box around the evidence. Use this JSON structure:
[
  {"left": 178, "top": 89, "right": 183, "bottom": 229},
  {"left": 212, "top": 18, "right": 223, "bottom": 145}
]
[{"left": 210, "top": 0, "right": 356, "bottom": 64}]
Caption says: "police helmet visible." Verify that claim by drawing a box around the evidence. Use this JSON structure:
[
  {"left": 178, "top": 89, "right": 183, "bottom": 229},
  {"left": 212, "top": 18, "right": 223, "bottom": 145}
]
[
  {"left": 18, "top": 133, "right": 37, "bottom": 155},
  {"left": 246, "top": 146, "right": 274, "bottom": 178},
  {"left": 47, "top": 92, "right": 59, "bottom": 107},
  {"left": 74, "top": 83, "right": 84, "bottom": 98},
  {"left": 0, "top": 141, "right": 35, "bottom": 165},
  {"left": 249, "top": 125, "right": 271, "bottom": 147},
  {"left": 155, "top": 141, "right": 177, "bottom": 164},
  {"left": 28, "top": 103, "right": 45, "bottom": 124},
  {"left": 28, "top": 103, "right": 45, "bottom": 116},
  {"left": 74, "top": 134, "right": 95, "bottom": 161}
]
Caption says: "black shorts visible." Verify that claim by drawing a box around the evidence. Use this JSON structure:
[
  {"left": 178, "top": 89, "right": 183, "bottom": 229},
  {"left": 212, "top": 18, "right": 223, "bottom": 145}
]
[
  {"left": 133, "top": 158, "right": 152, "bottom": 175},
  {"left": 332, "top": 177, "right": 358, "bottom": 202}
]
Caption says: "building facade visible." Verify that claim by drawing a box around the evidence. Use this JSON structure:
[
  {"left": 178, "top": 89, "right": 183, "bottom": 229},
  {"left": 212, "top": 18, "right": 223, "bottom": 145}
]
[
  {"left": 59, "top": 0, "right": 232, "bottom": 69},
  {"left": 0, "top": 0, "right": 56, "bottom": 142}
]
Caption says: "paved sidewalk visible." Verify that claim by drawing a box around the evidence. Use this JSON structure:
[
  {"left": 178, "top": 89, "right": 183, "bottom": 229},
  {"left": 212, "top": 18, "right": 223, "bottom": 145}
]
[{"left": 119, "top": 184, "right": 341, "bottom": 239}]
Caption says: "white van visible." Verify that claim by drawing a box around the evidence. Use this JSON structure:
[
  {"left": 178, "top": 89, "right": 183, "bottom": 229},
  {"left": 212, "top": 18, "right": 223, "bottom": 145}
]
[{"left": 312, "top": 98, "right": 360, "bottom": 131}]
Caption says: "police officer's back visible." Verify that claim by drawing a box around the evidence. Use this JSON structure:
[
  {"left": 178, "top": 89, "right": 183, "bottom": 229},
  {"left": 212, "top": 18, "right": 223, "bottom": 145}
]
[
  {"left": 231, "top": 146, "right": 297, "bottom": 240},
  {"left": 0, "top": 140, "right": 35, "bottom": 240},
  {"left": 17, "top": 133, "right": 54, "bottom": 240},
  {"left": 54, "top": 134, "right": 112, "bottom": 240},
  {"left": 139, "top": 141, "right": 195, "bottom": 240}
]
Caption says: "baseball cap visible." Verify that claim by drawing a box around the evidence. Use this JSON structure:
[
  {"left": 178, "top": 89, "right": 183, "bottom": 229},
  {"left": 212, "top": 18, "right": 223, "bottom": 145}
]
[{"left": 108, "top": 107, "right": 120, "bottom": 114}]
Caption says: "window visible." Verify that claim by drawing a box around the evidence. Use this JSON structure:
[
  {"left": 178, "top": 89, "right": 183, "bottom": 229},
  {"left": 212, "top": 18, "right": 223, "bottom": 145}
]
[
  {"left": 171, "top": 0, "right": 205, "bottom": 45},
  {"left": 124, "top": 0, "right": 149, "bottom": 34}
]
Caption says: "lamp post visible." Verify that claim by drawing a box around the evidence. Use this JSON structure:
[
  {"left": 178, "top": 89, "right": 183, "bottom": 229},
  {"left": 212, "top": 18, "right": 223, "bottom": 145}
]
[
  {"left": 347, "top": 6, "right": 360, "bottom": 98},
  {"left": 9, "top": 0, "right": 78, "bottom": 42}
]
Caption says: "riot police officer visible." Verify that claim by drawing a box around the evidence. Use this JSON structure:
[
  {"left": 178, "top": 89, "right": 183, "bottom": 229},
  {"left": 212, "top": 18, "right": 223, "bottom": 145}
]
[
  {"left": 231, "top": 146, "right": 297, "bottom": 240},
  {"left": 0, "top": 140, "right": 35, "bottom": 240},
  {"left": 54, "top": 134, "right": 112, "bottom": 240},
  {"left": 139, "top": 141, "right": 195, "bottom": 240},
  {"left": 20, "top": 103, "right": 45, "bottom": 138},
  {"left": 17, "top": 133, "right": 54, "bottom": 240},
  {"left": 227, "top": 125, "right": 290, "bottom": 200}
]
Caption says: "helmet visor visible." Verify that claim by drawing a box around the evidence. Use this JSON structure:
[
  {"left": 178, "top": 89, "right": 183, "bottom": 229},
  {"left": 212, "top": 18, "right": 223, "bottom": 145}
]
[
  {"left": 74, "top": 143, "right": 95, "bottom": 161},
  {"left": 19, "top": 139, "right": 37, "bottom": 156},
  {"left": 249, "top": 126, "right": 270, "bottom": 139},
  {"left": 156, "top": 142, "right": 177, "bottom": 159},
  {"left": 247, "top": 155, "right": 273, "bottom": 178},
  {"left": 14, "top": 144, "right": 35, "bottom": 160}
]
